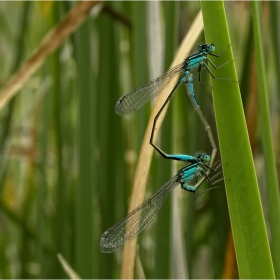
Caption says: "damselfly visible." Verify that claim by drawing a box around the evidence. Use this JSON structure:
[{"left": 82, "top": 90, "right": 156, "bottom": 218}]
[
  {"left": 115, "top": 44, "right": 233, "bottom": 115},
  {"left": 117, "top": 44, "right": 232, "bottom": 167},
  {"left": 100, "top": 153, "right": 223, "bottom": 253}
]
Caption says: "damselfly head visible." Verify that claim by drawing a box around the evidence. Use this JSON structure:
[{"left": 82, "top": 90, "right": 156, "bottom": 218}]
[
  {"left": 194, "top": 153, "right": 211, "bottom": 163},
  {"left": 198, "top": 43, "right": 216, "bottom": 53},
  {"left": 197, "top": 44, "right": 205, "bottom": 51},
  {"left": 207, "top": 44, "right": 215, "bottom": 53}
]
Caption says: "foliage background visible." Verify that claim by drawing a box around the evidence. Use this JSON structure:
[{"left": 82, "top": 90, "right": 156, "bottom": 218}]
[{"left": 0, "top": 1, "right": 278, "bottom": 278}]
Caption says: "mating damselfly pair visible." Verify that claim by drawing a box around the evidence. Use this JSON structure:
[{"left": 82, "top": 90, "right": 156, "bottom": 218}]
[{"left": 100, "top": 43, "right": 234, "bottom": 253}]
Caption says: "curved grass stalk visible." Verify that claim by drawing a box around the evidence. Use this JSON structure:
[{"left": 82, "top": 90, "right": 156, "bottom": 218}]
[{"left": 120, "top": 10, "right": 204, "bottom": 279}]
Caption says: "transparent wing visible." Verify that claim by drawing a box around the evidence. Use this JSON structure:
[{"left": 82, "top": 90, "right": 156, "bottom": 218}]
[
  {"left": 100, "top": 173, "right": 181, "bottom": 253},
  {"left": 115, "top": 62, "right": 185, "bottom": 115}
]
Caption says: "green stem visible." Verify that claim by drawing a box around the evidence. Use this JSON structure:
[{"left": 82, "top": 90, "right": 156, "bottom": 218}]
[
  {"left": 201, "top": 1, "right": 275, "bottom": 278},
  {"left": 252, "top": 1, "right": 280, "bottom": 277}
]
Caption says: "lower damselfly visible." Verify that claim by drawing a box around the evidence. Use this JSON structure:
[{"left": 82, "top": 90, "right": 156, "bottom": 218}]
[{"left": 100, "top": 153, "right": 223, "bottom": 253}]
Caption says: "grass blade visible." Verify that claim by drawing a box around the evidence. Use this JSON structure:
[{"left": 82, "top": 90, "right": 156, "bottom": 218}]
[
  {"left": 252, "top": 2, "right": 280, "bottom": 277},
  {"left": 121, "top": 10, "right": 203, "bottom": 278},
  {"left": 201, "top": 1, "right": 275, "bottom": 278}
]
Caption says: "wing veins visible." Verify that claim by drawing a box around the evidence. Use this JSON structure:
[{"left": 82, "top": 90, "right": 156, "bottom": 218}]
[{"left": 100, "top": 173, "right": 181, "bottom": 252}]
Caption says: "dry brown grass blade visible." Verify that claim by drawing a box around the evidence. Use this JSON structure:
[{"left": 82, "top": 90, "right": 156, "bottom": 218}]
[
  {"left": 120, "top": 10, "right": 204, "bottom": 279},
  {"left": 57, "top": 253, "right": 81, "bottom": 279},
  {"left": 0, "top": 1, "right": 100, "bottom": 111}
]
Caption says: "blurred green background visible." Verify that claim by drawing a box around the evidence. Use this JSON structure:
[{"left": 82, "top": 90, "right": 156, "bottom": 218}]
[{"left": 0, "top": 1, "right": 278, "bottom": 278}]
